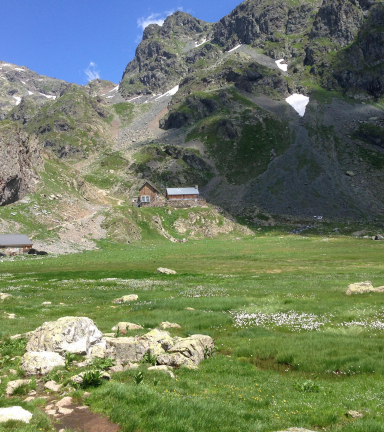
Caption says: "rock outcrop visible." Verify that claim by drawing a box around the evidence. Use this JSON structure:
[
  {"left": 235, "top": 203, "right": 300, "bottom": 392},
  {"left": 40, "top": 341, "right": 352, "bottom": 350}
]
[
  {"left": 0, "top": 122, "right": 43, "bottom": 206},
  {"left": 26, "top": 317, "right": 103, "bottom": 355}
]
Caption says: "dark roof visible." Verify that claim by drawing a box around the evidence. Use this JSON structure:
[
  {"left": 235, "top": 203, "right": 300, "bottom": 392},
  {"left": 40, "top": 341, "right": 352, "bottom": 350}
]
[
  {"left": 0, "top": 234, "right": 33, "bottom": 247},
  {"left": 139, "top": 181, "right": 159, "bottom": 193}
]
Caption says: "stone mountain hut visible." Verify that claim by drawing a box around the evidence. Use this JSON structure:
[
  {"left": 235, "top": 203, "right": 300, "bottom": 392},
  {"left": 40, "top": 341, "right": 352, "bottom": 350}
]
[{"left": 0, "top": 234, "right": 33, "bottom": 255}]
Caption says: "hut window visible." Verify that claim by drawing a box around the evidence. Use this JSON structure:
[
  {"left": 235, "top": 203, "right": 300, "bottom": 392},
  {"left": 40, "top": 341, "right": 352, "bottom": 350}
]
[{"left": 141, "top": 196, "right": 150, "bottom": 203}]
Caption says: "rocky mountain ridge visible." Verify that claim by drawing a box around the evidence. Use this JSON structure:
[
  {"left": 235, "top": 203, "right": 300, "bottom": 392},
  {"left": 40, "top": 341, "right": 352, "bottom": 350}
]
[{"left": 1, "top": 0, "right": 384, "bottom": 236}]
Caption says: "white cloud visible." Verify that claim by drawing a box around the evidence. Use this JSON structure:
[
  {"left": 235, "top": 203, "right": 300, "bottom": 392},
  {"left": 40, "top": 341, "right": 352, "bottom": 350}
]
[
  {"left": 137, "top": 7, "right": 183, "bottom": 31},
  {"left": 84, "top": 62, "right": 100, "bottom": 82}
]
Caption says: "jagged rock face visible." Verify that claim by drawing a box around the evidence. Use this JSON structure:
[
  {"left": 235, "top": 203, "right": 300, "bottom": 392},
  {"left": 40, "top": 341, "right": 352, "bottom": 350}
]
[
  {"left": 119, "top": 12, "right": 212, "bottom": 97},
  {"left": 331, "top": 3, "right": 384, "bottom": 99},
  {"left": 309, "top": 0, "right": 364, "bottom": 47},
  {"left": 0, "top": 122, "right": 42, "bottom": 206}
]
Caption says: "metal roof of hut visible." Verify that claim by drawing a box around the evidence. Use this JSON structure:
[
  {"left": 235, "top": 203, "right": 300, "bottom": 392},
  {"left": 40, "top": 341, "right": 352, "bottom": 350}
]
[
  {"left": 0, "top": 234, "right": 33, "bottom": 247},
  {"left": 166, "top": 187, "right": 199, "bottom": 195}
]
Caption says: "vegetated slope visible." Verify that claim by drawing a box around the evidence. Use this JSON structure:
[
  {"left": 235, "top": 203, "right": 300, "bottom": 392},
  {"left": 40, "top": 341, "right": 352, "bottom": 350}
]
[{"left": 117, "top": 1, "right": 384, "bottom": 221}]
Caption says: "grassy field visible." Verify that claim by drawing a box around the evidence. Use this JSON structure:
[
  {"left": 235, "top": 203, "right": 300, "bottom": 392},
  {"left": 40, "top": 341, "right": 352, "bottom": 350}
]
[{"left": 1, "top": 232, "right": 384, "bottom": 431}]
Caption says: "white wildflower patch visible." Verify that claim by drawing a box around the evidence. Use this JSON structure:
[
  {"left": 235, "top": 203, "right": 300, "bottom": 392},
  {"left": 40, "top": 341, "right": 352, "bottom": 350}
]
[
  {"left": 231, "top": 310, "right": 329, "bottom": 332},
  {"left": 181, "top": 285, "right": 229, "bottom": 298}
]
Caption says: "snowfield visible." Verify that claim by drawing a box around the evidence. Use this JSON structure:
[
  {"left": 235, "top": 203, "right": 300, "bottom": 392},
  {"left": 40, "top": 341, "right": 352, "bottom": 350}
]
[
  {"left": 275, "top": 59, "right": 288, "bottom": 72},
  {"left": 286, "top": 93, "right": 310, "bottom": 117}
]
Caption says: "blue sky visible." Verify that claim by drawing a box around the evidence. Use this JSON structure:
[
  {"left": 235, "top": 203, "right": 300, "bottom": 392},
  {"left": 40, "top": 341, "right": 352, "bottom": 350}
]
[{"left": 1, "top": 0, "right": 241, "bottom": 85}]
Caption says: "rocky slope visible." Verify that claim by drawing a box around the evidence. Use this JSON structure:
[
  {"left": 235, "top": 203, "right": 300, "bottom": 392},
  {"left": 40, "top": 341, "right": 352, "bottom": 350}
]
[{"left": 0, "top": 122, "right": 43, "bottom": 205}]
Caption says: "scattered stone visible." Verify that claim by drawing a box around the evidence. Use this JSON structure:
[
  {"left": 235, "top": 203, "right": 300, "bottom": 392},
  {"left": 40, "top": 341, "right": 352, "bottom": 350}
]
[
  {"left": 111, "top": 322, "right": 143, "bottom": 332},
  {"left": 46, "top": 409, "right": 58, "bottom": 416},
  {"left": 55, "top": 397, "right": 73, "bottom": 408},
  {"left": 23, "top": 396, "right": 35, "bottom": 402},
  {"left": 26, "top": 316, "right": 103, "bottom": 355},
  {"left": 4, "top": 312, "right": 16, "bottom": 319},
  {"left": 6, "top": 379, "right": 31, "bottom": 396},
  {"left": 185, "top": 307, "right": 195, "bottom": 311},
  {"left": 0, "top": 293, "right": 12, "bottom": 301},
  {"left": 346, "top": 281, "right": 384, "bottom": 295},
  {"left": 21, "top": 351, "right": 65, "bottom": 375},
  {"left": 148, "top": 365, "right": 175, "bottom": 378},
  {"left": 77, "top": 406, "right": 89, "bottom": 411},
  {"left": 9, "top": 369, "right": 17, "bottom": 375},
  {"left": 346, "top": 410, "right": 364, "bottom": 418},
  {"left": 157, "top": 267, "right": 177, "bottom": 275},
  {"left": 42, "top": 301, "right": 52, "bottom": 305},
  {"left": 159, "top": 322, "right": 181, "bottom": 329},
  {"left": 83, "top": 392, "right": 90, "bottom": 398},
  {"left": 58, "top": 407, "right": 73, "bottom": 415},
  {"left": 109, "top": 364, "right": 125, "bottom": 373},
  {"left": 346, "top": 171, "right": 355, "bottom": 177},
  {"left": 28, "top": 390, "right": 36, "bottom": 396},
  {"left": 44, "top": 380, "right": 62, "bottom": 392},
  {"left": 346, "top": 281, "right": 375, "bottom": 295},
  {"left": 112, "top": 294, "right": 138, "bottom": 303},
  {"left": 0, "top": 406, "right": 33, "bottom": 424}
]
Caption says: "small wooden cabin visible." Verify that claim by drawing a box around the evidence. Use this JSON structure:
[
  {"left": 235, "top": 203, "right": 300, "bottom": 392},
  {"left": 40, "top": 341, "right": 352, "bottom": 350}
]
[
  {"left": 0, "top": 234, "right": 33, "bottom": 256},
  {"left": 139, "top": 181, "right": 160, "bottom": 206},
  {"left": 166, "top": 187, "right": 200, "bottom": 201}
]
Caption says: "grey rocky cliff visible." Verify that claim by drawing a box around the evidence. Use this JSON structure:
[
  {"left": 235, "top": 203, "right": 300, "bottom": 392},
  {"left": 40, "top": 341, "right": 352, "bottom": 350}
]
[
  {"left": 0, "top": 122, "right": 43, "bottom": 206},
  {"left": 119, "top": 11, "right": 213, "bottom": 98}
]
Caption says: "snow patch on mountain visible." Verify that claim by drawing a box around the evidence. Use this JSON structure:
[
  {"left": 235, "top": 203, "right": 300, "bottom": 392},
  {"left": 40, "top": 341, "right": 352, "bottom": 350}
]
[
  {"left": 275, "top": 59, "right": 288, "bottom": 72},
  {"left": 286, "top": 94, "right": 309, "bottom": 117},
  {"left": 228, "top": 44, "right": 242, "bottom": 53}
]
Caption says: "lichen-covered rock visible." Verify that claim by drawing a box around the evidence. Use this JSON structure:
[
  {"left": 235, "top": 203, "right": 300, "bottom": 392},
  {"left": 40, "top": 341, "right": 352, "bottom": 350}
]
[
  {"left": 346, "top": 281, "right": 375, "bottom": 295},
  {"left": 142, "top": 329, "right": 175, "bottom": 350},
  {"left": 158, "top": 334, "right": 214, "bottom": 369},
  {"left": 159, "top": 322, "right": 181, "bottom": 330},
  {"left": 112, "top": 295, "right": 138, "bottom": 304},
  {"left": 6, "top": 379, "right": 31, "bottom": 396},
  {"left": 0, "top": 406, "right": 33, "bottom": 424},
  {"left": 26, "top": 317, "right": 103, "bottom": 355},
  {"left": 21, "top": 351, "right": 65, "bottom": 375},
  {"left": 87, "top": 340, "right": 107, "bottom": 359},
  {"left": 111, "top": 322, "right": 143, "bottom": 332},
  {"left": 105, "top": 337, "right": 164, "bottom": 363},
  {"left": 157, "top": 267, "right": 177, "bottom": 275},
  {"left": 157, "top": 352, "right": 196, "bottom": 369}
]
